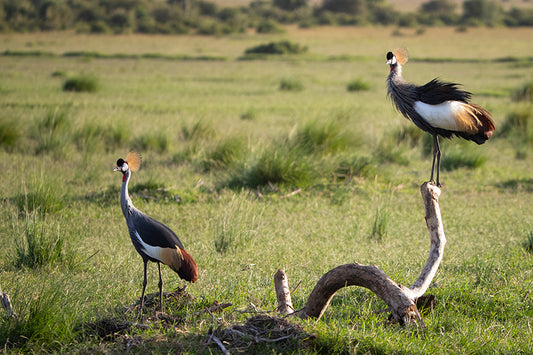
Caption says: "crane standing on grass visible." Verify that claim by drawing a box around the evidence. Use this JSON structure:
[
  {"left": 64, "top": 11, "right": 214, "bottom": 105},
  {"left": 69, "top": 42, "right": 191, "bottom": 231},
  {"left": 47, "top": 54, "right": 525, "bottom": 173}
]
[
  {"left": 114, "top": 152, "right": 198, "bottom": 316},
  {"left": 386, "top": 48, "right": 495, "bottom": 186}
]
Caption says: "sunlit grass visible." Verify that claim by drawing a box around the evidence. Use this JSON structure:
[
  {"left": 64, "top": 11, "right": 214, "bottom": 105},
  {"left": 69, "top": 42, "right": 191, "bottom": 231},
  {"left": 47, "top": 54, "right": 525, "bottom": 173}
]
[{"left": 0, "top": 27, "right": 532, "bottom": 353}]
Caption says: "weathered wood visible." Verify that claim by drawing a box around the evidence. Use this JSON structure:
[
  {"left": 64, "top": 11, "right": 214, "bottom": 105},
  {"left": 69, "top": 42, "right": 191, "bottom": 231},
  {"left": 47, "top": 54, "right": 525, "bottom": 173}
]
[
  {"left": 0, "top": 287, "right": 16, "bottom": 318},
  {"left": 274, "top": 269, "right": 294, "bottom": 315},
  {"left": 295, "top": 263, "right": 422, "bottom": 325},
  {"left": 407, "top": 182, "right": 446, "bottom": 299},
  {"left": 284, "top": 182, "right": 444, "bottom": 326}
]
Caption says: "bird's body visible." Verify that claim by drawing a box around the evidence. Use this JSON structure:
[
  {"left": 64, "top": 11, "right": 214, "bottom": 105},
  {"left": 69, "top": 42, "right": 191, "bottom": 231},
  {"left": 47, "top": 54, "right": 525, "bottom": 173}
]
[
  {"left": 114, "top": 152, "right": 198, "bottom": 316},
  {"left": 386, "top": 49, "right": 495, "bottom": 186}
]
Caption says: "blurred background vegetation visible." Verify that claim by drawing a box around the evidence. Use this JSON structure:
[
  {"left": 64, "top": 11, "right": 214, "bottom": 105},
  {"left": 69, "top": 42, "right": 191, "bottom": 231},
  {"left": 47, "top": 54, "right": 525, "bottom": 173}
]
[{"left": 0, "top": 0, "right": 532, "bottom": 35}]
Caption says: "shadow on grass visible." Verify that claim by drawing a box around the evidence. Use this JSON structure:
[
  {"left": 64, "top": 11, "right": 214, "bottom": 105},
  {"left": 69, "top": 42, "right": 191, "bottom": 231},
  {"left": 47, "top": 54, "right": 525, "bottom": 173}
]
[
  {"left": 81, "top": 289, "right": 315, "bottom": 353},
  {"left": 496, "top": 178, "right": 533, "bottom": 192}
]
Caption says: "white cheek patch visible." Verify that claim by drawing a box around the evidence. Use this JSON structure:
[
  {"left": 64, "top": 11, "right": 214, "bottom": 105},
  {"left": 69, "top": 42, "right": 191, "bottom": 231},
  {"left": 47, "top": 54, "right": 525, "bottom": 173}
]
[{"left": 414, "top": 100, "right": 461, "bottom": 131}]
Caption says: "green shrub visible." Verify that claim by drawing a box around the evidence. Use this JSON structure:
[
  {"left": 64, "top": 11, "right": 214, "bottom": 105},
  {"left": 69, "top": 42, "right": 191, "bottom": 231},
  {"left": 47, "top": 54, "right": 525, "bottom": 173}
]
[
  {"left": 62, "top": 74, "right": 99, "bottom": 92},
  {"left": 256, "top": 19, "right": 285, "bottom": 34},
  {"left": 346, "top": 78, "right": 371, "bottom": 92},
  {"left": 279, "top": 78, "right": 304, "bottom": 91},
  {"left": 244, "top": 40, "right": 308, "bottom": 55}
]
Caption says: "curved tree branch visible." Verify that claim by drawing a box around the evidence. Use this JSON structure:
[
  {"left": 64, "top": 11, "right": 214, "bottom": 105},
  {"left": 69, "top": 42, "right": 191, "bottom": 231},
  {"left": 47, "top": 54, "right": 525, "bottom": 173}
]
[{"left": 274, "top": 182, "right": 445, "bottom": 326}]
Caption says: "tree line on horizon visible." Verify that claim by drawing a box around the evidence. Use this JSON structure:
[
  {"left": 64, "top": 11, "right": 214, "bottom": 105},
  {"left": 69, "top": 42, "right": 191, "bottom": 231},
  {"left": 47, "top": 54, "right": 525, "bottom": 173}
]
[{"left": 1, "top": 0, "right": 532, "bottom": 34}]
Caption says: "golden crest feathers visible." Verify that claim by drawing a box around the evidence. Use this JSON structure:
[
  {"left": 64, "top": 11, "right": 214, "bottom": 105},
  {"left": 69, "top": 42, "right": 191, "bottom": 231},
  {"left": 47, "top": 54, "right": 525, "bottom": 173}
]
[
  {"left": 125, "top": 151, "right": 141, "bottom": 172},
  {"left": 393, "top": 48, "right": 408, "bottom": 65}
]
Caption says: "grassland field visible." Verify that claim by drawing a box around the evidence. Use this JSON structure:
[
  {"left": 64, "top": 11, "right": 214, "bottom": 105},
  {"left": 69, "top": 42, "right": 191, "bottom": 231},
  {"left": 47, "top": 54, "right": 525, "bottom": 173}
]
[{"left": 0, "top": 26, "right": 533, "bottom": 353}]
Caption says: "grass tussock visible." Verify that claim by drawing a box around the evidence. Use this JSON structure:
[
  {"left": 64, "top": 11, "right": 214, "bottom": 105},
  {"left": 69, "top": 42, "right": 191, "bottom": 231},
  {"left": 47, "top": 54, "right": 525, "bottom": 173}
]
[
  {"left": 369, "top": 206, "right": 390, "bottom": 241},
  {"left": 441, "top": 145, "right": 486, "bottom": 171},
  {"left": 11, "top": 214, "right": 65, "bottom": 269},
  {"left": 229, "top": 143, "right": 314, "bottom": 189},
  {"left": 199, "top": 136, "right": 246, "bottom": 172},
  {"left": 0, "top": 117, "right": 22, "bottom": 151},
  {"left": 0, "top": 281, "right": 80, "bottom": 352},
  {"left": 14, "top": 176, "right": 66, "bottom": 215},
  {"left": 346, "top": 78, "right": 371, "bottom": 92},
  {"left": 33, "top": 108, "right": 71, "bottom": 155},
  {"left": 135, "top": 130, "right": 170, "bottom": 153},
  {"left": 279, "top": 77, "right": 304, "bottom": 92},
  {"left": 290, "top": 119, "right": 362, "bottom": 155},
  {"left": 180, "top": 120, "right": 215, "bottom": 141},
  {"left": 62, "top": 74, "right": 99, "bottom": 92},
  {"left": 74, "top": 121, "right": 131, "bottom": 152},
  {"left": 511, "top": 81, "right": 533, "bottom": 102},
  {"left": 212, "top": 194, "right": 263, "bottom": 254}
]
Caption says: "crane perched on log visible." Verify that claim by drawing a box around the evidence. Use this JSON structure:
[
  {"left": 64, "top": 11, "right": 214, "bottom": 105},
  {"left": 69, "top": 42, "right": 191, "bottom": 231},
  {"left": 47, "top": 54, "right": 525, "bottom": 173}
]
[
  {"left": 114, "top": 152, "right": 198, "bottom": 316},
  {"left": 386, "top": 48, "right": 495, "bottom": 186}
]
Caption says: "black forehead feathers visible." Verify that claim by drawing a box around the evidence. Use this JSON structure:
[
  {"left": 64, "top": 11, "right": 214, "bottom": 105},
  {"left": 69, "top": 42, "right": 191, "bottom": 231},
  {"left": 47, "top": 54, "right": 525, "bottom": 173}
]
[
  {"left": 116, "top": 158, "right": 125, "bottom": 166},
  {"left": 386, "top": 52, "right": 393, "bottom": 60}
]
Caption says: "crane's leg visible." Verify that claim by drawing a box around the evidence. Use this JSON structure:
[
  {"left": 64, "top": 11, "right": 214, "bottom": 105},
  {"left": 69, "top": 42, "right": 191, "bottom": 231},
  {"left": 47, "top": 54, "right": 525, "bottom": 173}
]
[
  {"left": 434, "top": 135, "right": 442, "bottom": 187},
  {"left": 430, "top": 135, "right": 442, "bottom": 186},
  {"left": 157, "top": 262, "right": 164, "bottom": 312},
  {"left": 138, "top": 259, "right": 148, "bottom": 318}
]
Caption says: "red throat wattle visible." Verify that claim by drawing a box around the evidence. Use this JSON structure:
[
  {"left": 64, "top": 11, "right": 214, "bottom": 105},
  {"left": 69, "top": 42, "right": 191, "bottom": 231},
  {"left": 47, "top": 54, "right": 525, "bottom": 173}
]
[{"left": 122, "top": 173, "right": 127, "bottom": 182}]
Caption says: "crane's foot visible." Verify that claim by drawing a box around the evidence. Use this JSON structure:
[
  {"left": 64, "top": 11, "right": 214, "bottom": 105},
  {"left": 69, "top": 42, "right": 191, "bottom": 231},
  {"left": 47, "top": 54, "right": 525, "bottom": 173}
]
[{"left": 427, "top": 179, "right": 441, "bottom": 188}]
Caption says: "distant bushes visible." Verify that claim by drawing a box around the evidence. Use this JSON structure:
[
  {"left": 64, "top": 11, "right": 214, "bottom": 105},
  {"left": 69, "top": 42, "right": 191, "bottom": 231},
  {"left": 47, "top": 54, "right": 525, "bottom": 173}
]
[
  {"left": 347, "top": 79, "right": 371, "bottom": 92},
  {"left": 244, "top": 40, "right": 308, "bottom": 56},
  {"left": 0, "top": 0, "right": 532, "bottom": 35},
  {"left": 62, "top": 75, "right": 99, "bottom": 92},
  {"left": 279, "top": 78, "right": 304, "bottom": 91}
]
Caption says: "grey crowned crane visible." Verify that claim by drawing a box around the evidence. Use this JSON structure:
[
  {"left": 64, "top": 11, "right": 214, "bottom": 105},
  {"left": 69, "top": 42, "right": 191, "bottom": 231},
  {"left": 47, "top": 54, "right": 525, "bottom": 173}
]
[
  {"left": 386, "top": 49, "right": 495, "bottom": 186},
  {"left": 114, "top": 152, "right": 198, "bottom": 315}
]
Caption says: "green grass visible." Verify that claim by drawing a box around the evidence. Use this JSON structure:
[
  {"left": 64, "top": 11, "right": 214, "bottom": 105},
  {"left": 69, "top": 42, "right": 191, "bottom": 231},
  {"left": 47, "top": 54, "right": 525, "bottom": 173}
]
[
  {"left": 11, "top": 213, "right": 65, "bottom": 269},
  {"left": 346, "top": 78, "right": 371, "bottom": 92},
  {"left": 279, "top": 77, "right": 305, "bottom": 91},
  {"left": 1, "top": 27, "right": 533, "bottom": 353},
  {"left": 62, "top": 74, "right": 99, "bottom": 92}
]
